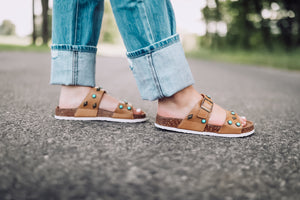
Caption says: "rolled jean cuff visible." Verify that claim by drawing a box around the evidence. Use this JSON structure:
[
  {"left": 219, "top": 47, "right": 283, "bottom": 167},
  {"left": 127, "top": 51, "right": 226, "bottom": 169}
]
[
  {"left": 127, "top": 34, "right": 194, "bottom": 101},
  {"left": 50, "top": 44, "right": 97, "bottom": 87}
]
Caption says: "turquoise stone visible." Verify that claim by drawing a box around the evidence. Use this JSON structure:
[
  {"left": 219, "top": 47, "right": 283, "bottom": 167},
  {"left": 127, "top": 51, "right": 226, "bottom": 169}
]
[
  {"left": 236, "top": 122, "right": 241, "bottom": 127},
  {"left": 201, "top": 119, "right": 206, "bottom": 124},
  {"left": 127, "top": 106, "right": 132, "bottom": 110},
  {"left": 92, "top": 94, "right": 96, "bottom": 98},
  {"left": 119, "top": 105, "right": 123, "bottom": 109},
  {"left": 231, "top": 111, "right": 235, "bottom": 115},
  {"left": 206, "top": 95, "right": 211, "bottom": 99},
  {"left": 228, "top": 120, "right": 233, "bottom": 125}
]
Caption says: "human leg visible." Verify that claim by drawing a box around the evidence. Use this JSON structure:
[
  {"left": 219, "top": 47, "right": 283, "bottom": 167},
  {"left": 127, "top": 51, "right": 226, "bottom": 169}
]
[
  {"left": 51, "top": 0, "right": 145, "bottom": 121},
  {"left": 110, "top": 0, "right": 252, "bottom": 136}
]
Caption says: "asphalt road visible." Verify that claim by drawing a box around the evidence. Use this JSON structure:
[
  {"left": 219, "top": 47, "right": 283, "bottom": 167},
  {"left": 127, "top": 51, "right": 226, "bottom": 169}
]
[{"left": 0, "top": 51, "right": 299, "bottom": 200}]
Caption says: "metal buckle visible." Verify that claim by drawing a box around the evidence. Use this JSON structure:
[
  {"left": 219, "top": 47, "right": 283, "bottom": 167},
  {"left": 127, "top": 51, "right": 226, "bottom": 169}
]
[{"left": 200, "top": 97, "right": 213, "bottom": 113}]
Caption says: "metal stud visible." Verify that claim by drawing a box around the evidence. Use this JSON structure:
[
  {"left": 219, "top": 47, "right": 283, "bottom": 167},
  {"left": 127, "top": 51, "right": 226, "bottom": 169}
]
[
  {"left": 201, "top": 119, "right": 206, "bottom": 124},
  {"left": 187, "top": 114, "right": 193, "bottom": 120},
  {"left": 93, "top": 103, "right": 97, "bottom": 108},
  {"left": 228, "top": 120, "right": 233, "bottom": 125},
  {"left": 92, "top": 94, "right": 96, "bottom": 99},
  {"left": 83, "top": 101, "right": 88, "bottom": 106},
  {"left": 96, "top": 87, "right": 102, "bottom": 91},
  {"left": 232, "top": 117, "right": 237, "bottom": 120}
]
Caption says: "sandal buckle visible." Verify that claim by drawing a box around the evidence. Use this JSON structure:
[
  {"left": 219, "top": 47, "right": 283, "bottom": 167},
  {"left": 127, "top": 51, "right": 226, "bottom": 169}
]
[{"left": 200, "top": 97, "right": 213, "bottom": 113}]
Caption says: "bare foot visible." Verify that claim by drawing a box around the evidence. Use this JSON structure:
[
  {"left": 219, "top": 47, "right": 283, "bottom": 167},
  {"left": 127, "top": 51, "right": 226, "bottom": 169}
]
[
  {"left": 58, "top": 86, "right": 142, "bottom": 115},
  {"left": 157, "top": 86, "right": 247, "bottom": 127}
]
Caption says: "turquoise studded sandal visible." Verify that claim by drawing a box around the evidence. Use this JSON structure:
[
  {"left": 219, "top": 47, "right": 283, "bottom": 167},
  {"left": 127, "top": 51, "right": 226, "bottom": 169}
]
[
  {"left": 155, "top": 94, "right": 255, "bottom": 137},
  {"left": 55, "top": 87, "right": 147, "bottom": 123}
]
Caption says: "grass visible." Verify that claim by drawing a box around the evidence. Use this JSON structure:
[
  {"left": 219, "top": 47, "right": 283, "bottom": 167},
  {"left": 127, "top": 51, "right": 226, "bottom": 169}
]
[
  {"left": 186, "top": 48, "right": 300, "bottom": 71},
  {"left": 0, "top": 44, "right": 50, "bottom": 52}
]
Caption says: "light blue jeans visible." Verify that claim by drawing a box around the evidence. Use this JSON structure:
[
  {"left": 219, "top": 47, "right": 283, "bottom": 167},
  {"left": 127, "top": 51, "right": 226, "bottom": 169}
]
[{"left": 50, "top": 0, "right": 194, "bottom": 100}]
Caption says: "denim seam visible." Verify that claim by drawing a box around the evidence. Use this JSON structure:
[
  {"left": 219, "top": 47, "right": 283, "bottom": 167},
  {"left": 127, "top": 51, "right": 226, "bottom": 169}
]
[
  {"left": 72, "top": 51, "right": 78, "bottom": 85},
  {"left": 74, "top": 0, "right": 79, "bottom": 45},
  {"left": 147, "top": 54, "right": 163, "bottom": 98},
  {"left": 75, "top": 51, "right": 78, "bottom": 84},
  {"left": 140, "top": 0, "right": 154, "bottom": 43},
  {"left": 127, "top": 34, "right": 180, "bottom": 58},
  {"left": 51, "top": 45, "right": 97, "bottom": 53}
]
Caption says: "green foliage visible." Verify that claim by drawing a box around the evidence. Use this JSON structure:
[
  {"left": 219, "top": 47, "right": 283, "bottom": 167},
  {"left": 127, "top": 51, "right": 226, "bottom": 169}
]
[
  {"left": 0, "top": 20, "right": 16, "bottom": 36},
  {"left": 201, "top": 0, "right": 300, "bottom": 51},
  {"left": 0, "top": 44, "right": 50, "bottom": 52},
  {"left": 187, "top": 48, "right": 300, "bottom": 70},
  {"left": 99, "top": 1, "right": 121, "bottom": 44}
]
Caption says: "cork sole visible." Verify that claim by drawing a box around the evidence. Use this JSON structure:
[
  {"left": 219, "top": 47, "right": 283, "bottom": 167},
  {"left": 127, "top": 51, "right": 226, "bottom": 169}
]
[{"left": 154, "top": 123, "right": 255, "bottom": 138}]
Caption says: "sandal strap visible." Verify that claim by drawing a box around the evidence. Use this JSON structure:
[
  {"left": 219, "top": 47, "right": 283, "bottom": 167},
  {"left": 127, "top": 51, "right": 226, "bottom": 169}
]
[
  {"left": 178, "top": 94, "right": 213, "bottom": 132},
  {"left": 74, "top": 87, "right": 105, "bottom": 117},
  {"left": 112, "top": 102, "right": 134, "bottom": 119},
  {"left": 218, "top": 110, "right": 242, "bottom": 134}
]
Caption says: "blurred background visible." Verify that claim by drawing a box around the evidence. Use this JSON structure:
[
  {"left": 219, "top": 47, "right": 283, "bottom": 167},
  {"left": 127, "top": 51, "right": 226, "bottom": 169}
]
[{"left": 0, "top": 0, "right": 299, "bottom": 70}]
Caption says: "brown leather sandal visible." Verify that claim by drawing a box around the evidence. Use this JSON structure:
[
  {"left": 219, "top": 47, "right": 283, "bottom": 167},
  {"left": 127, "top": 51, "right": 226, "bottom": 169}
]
[
  {"left": 55, "top": 87, "right": 147, "bottom": 123},
  {"left": 155, "top": 94, "right": 254, "bottom": 137}
]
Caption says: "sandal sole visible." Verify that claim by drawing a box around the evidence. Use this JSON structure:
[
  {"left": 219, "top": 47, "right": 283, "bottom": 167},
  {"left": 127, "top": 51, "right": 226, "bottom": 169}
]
[
  {"left": 55, "top": 115, "right": 148, "bottom": 123},
  {"left": 155, "top": 123, "right": 255, "bottom": 138}
]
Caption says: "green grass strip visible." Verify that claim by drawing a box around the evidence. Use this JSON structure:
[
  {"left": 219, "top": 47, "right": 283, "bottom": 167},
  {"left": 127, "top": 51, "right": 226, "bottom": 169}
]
[{"left": 187, "top": 48, "right": 300, "bottom": 71}]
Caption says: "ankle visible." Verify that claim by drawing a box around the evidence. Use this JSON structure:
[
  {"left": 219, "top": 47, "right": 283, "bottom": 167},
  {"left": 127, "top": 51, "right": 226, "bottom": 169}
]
[
  {"left": 159, "top": 86, "right": 201, "bottom": 106},
  {"left": 59, "top": 86, "right": 92, "bottom": 108},
  {"left": 157, "top": 86, "right": 202, "bottom": 118}
]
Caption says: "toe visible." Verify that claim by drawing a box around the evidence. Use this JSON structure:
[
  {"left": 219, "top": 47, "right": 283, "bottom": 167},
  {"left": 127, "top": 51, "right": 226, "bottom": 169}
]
[
  {"left": 133, "top": 108, "right": 143, "bottom": 115},
  {"left": 240, "top": 116, "right": 247, "bottom": 127}
]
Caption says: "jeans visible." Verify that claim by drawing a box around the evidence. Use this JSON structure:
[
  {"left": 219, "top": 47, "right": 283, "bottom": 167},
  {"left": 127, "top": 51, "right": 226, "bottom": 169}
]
[{"left": 50, "top": 0, "right": 194, "bottom": 100}]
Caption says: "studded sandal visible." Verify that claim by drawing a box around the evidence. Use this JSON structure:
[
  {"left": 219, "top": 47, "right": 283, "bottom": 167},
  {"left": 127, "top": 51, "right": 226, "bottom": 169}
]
[
  {"left": 155, "top": 94, "right": 254, "bottom": 137},
  {"left": 55, "top": 87, "right": 147, "bottom": 123}
]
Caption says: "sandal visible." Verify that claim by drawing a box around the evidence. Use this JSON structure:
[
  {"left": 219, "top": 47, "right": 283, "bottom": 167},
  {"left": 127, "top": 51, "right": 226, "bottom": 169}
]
[
  {"left": 55, "top": 87, "right": 147, "bottom": 123},
  {"left": 155, "top": 94, "right": 255, "bottom": 137}
]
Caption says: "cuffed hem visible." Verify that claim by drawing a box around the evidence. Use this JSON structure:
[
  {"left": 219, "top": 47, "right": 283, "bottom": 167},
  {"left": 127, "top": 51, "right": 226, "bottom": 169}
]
[
  {"left": 50, "top": 44, "right": 96, "bottom": 87},
  {"left": 127, "top": 34, "right": 194, "bottom": 101}
]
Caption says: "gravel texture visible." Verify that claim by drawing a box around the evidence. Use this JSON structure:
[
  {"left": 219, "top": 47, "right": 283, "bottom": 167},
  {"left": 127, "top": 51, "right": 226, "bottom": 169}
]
[{"left": 0, "top": 52, "right": 299, "bottom": 200}]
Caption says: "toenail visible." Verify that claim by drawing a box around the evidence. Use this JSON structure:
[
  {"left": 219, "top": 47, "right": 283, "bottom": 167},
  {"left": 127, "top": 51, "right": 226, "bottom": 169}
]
[{"left": 92, "top": 94, "right": 96, "bottom": 98}]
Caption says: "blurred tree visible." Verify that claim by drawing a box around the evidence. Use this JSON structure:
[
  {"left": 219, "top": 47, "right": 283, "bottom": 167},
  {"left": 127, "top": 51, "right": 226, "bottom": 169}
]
[
  {"left": 41, "top": 0, "right": 49, "bottom": 45},
  {"left": 0, "top": 20, "right": 16, "bottom": 35},
  {"left": 200, "top": 0, "right": 299, "bottom": 51},
  {"left": 32, "top": 0, "right": 36, "bottom": 45}
]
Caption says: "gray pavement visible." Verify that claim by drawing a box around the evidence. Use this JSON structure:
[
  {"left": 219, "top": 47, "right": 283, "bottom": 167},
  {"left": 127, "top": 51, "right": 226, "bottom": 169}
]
[{"left": 0, "top": 51, "right": 299, "bottom": 200}]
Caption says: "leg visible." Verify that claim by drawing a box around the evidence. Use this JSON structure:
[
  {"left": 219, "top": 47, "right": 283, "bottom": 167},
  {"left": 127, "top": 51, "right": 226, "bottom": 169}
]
[
  {"left": 51, "top": 0, "right": 143, "bottom": 118},
  {"left": 110, "top": 0, "right": 248, "bottom": 130}
]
